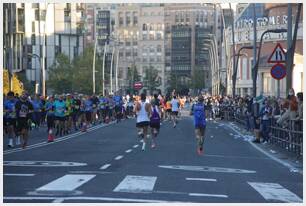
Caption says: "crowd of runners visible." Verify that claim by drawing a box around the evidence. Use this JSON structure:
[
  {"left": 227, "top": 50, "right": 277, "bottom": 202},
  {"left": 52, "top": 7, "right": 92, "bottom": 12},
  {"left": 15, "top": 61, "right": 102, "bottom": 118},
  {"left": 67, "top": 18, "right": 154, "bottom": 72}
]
[{"left": 4, "top": 91, "right": 206, "bottom": 151}]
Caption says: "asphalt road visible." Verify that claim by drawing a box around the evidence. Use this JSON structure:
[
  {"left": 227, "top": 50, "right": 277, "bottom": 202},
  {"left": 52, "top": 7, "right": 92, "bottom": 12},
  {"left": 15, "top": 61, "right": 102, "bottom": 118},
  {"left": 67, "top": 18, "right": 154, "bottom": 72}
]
[{"left": 3, "top": 111, "right": 303, "bottom": 203}]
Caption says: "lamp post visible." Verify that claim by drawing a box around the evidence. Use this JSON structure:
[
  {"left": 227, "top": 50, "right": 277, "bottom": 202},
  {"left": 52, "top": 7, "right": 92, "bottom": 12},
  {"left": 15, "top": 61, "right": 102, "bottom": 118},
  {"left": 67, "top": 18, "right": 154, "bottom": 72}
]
[
  {"left": 232, "top": 45, "right": 256, "bottom": 97},
  {"left": 28, "top": 53, "right": 41, "bottom": 94},
  {"left": 252, "top": 28, "right": 287, "bottom": 97}
]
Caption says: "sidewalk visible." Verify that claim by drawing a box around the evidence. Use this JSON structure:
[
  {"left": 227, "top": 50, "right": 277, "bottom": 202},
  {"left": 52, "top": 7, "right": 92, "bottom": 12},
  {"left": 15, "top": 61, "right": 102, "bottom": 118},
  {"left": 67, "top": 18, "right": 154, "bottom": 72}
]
[{"left": 221, "top": 119, "right": 303, "bottom": 174}]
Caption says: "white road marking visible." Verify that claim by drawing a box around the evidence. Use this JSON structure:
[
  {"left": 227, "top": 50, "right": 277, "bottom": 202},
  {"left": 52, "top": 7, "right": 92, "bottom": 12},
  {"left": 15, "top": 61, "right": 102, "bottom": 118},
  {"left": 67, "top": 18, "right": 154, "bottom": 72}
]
[
  {"left": 125, "top": 149, "right": 132, "bottom": 153},
  {"left": 4, "top": 173, "right": 35, "bottom": 177},
  {"left": 133, "top": 144, "right": 139, "bottom": 148},
  {"left": 224, "top": 123, "right": 302, "bottom": 174},
  {"left": 159, "top": 165, "right": 256, "bottom": 174},
  {"left": 4, "top": 161, "right": 87, "bottom": 167},
  {"left": 189, "top": 193, "right": 228, "bottom": 198},
  {"left": 36, "top": 174, "right": 95, "bottom": 191},
  {"left": 52, "top": 198, "right": 64, "bottom": 203},
  {"left": 114, "top": 155, "right": 123, "bottom": 160},
  {"left": 248, "top": 182, "right": 302, "bottom": 203},
  {"left": 186, "top": 177, "right": 217, "bottom": 182},
  {"left": 3, "top": 196, "right": 181, "bottom": 203},
  {"left": 100, "top": 164, "right": 111, "bottom": 170},
  {"left": 114, "top": 175, "right": 157, "bottom": 193}
]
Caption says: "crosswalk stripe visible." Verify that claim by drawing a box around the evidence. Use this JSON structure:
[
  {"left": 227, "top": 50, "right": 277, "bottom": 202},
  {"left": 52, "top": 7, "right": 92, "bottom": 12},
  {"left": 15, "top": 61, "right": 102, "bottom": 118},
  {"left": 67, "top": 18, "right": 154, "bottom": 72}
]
[
  {"left": 248, "top": 182, "right": 302, "bottom": 203},
  {"left": 186, "top": 178, "right": 217, "bottom": 182},
  {"left": 100, "top": 164, "right": 111, "bottom": 170},
  {"left": 36, "top": 174, "right": 95, "bottom": 191},
  {"left": 4, "top": 173, "right": 35, "bottom": 177},
  {"left": 114, "top": 175, "right": 157, "bottom": 193}
]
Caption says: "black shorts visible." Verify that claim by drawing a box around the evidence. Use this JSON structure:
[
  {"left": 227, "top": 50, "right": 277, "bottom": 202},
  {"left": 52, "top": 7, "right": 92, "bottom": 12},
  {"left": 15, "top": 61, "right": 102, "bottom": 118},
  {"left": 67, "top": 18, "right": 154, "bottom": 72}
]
[
  {"left": 136, "top": 121, "right": 150, "bottom": 128},
  {"left": 17, "top": 118, "right": 29, "bottom": 131},
  {"left": 85, "top": 111, "right": 92, "bottom": 122},
  {"left": 55, "top": 116, "right": 66, "bottom": 122},
  {"left": 172, "top": 111, "right": 178, "bottom": 116},
  {"left": 150, "top": 122, "right": 160, "bottom": 129},
  {"left": 5, "top": 118, "right": 16, "bottom": 127},
  {"left": 166, "top": 109, "right": 172, "bottom": 113},
  {"left": 115, "top": 106, "right": 122, "bottom": 113}
]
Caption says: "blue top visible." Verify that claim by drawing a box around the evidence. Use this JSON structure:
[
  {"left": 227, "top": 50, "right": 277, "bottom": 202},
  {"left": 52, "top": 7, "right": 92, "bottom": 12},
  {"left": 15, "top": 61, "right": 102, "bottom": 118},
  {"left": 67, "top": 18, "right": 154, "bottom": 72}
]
[
  {"left": 32, "top": 99, "right": 43, "bottom": 112},
  {"left": 84, "top": 99, "right": 93, "bottom": 112},
  {"left": 45, "top": 101, "right": 55, "bottom": 116},
  {"left": 113, "top": 95, "right": 123, "bottom": 106},
  {"left": 4, "top": 99, "right": 17, "bottom": 119},
  {"left": 54, "top": 100, "right": 66, "bottom": 117},
  {"left": 193, "top": 103, "right": 206, "bottom": 127}
]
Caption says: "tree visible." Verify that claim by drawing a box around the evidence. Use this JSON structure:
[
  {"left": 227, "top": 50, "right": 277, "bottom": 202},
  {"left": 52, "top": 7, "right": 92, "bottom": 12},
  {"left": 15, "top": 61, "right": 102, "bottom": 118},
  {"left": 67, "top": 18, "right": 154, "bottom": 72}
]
[
  {"left": 47, "top": 54, "right": 73, "bottom": 94},
  {"left": 127, "top": 64, "right": 140, "bottom": 93},
  {"left": 143, "top": 65, "right": 161, "bottom": 94},
  {"left": 191, "top": 69, "right": 205, "bottom": 90},
  {"left": 16, "top": 71, "right": 34, "bottom": 94}
]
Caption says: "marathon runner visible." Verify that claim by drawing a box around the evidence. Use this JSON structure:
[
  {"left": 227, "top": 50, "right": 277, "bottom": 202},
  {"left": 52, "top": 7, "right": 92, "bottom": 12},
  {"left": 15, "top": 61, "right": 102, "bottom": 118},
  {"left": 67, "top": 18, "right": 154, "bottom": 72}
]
[
  {"left": 54, "top": 95, "right": 66, "bottom": 136},
  {"left": 4, "top": 91, "right": 18, "bottom": 147},
  {"left": 150, "top": 94, "right": 161, "bottom": 148},
  {"left": 171, "top": 95, "right": 180, "bottom": 128},
  {"left": 113, "top": 92, "right": 123, "bottom": 123},
  {"left": 192, "top": 95, "right": 206, "bottom": 155},
  {"left": 15, "top": 92, "right": 33, "bottom": 149},
  {"left": 135, "top": 93, "right": 152, "bottom": 151},
  {"left": 45, "top": 96, "right": 55, "bottom": 142}
]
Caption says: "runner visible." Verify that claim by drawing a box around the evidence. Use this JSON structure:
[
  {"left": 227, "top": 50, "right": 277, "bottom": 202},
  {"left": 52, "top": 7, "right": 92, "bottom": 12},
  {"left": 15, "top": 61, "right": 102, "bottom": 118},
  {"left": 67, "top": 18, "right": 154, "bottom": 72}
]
[
  {"left": 31, "top": 94, "right": 43, "bottom": 129},
  {"left": 165, "top": 97, "right": 172, "bottom": 121},
  {"left": 45, "top": 96, "right": 55, "bottom": 142},
  {"left": 171, "top": 95, "right": 180, "bottom": 128},
  {"left": 150, "top": 94, "right": 161, "bottom": 148},
  {"left": 15, "top": 92, "right": 34, "bottom": 149},
  {"left": 83, "top": 95, "right": 93, "bottom": 131},
  {"left": 4, "top": 91, "right": 18, "bottom": 147},
  {"left": 113, "top": 92, "right": 123, "bottom": 123},
  {"left": 192, "top": 95, "right": 206, "bottom": 155},
  {"left": 91, "top": 94, "right": 99, "bottom": 125},
  {"left": 135, "top": 93, "right": 152, "bottom": 151},
  {"left": 54, "top": 95, "right": 66, "bottom": 136}
]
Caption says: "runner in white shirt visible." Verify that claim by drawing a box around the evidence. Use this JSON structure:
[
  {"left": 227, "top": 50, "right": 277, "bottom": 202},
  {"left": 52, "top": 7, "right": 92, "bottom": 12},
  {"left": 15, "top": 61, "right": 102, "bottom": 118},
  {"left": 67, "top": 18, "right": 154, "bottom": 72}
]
[
  {"left": 171, "top": 95, "right": 180, "bottom": 128},
  {"left": 135, "top": 93, "right": 152, "bottom": 151}
]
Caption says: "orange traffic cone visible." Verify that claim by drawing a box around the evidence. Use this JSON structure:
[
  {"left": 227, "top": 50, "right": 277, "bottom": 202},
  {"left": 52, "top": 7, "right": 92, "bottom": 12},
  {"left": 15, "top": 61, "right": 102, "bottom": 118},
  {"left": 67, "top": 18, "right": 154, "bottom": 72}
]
[{"left": 48, "top": 129, "right": 55, "bottom": 142}]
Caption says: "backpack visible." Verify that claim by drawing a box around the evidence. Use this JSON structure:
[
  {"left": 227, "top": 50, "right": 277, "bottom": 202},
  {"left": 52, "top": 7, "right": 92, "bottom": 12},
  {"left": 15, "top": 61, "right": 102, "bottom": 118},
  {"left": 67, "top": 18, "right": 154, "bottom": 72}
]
[{"left": 150, "top": 106, "right": 160, "bottom": 124}]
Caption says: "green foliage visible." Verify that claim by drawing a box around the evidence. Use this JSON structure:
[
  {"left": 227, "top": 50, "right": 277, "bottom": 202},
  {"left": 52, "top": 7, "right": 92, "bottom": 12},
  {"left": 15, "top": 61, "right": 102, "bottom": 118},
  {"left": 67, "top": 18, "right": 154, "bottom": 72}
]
[
  {"left": 16, "top": 71, "right": 34, "bottom": 94},
  {"left": 127, "top": 64, "right": 140, "bottom": 91},
  {"left": 191, "top": 69, "right": 206, "bottom": 89},
  {"left": 143, "top": 65, "right": 161, "bottom": 94},
  {"left": 47, "top": 46, "right": 104, "bottom": 94}
]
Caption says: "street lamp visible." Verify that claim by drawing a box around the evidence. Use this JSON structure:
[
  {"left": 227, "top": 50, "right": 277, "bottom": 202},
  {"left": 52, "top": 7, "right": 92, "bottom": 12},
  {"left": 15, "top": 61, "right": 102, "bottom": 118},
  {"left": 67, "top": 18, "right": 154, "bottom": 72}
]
[
  {"left": 232, "top": 45, "right": 256, "bottom": 97},
  {"left": 252, "top": 28, "right": 287, "bottom": 97},
  {"left": 28, "top": 53, "right": 41, "bottom": 94}
]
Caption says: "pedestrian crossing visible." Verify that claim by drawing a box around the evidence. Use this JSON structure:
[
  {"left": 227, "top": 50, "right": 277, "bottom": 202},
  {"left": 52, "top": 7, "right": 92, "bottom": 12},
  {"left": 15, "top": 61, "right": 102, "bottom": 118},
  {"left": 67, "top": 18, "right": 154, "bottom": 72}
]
[{"left": 4, "top": 173, "right": 302, "bottom": 203}]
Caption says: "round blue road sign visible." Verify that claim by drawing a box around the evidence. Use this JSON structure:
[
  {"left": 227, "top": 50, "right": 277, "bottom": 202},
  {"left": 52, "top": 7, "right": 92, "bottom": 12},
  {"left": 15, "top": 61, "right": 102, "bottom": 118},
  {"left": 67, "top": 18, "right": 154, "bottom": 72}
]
[{"left": 270, "top": 63, "right": 286, "bottom": 80}]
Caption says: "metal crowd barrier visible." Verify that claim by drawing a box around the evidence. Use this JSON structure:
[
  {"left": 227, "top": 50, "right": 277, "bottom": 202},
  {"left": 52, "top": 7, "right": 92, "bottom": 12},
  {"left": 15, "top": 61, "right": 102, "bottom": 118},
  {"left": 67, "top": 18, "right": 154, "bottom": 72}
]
[{"left": 222, "top": 105, "right": 303, "bottom": 157}]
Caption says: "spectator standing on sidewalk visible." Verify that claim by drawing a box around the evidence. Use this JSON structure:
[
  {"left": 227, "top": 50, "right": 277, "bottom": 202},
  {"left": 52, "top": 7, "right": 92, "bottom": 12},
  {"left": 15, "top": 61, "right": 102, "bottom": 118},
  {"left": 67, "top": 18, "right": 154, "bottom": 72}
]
[{"left": 260, "top": 99, "right": 272, "bottom": 144}]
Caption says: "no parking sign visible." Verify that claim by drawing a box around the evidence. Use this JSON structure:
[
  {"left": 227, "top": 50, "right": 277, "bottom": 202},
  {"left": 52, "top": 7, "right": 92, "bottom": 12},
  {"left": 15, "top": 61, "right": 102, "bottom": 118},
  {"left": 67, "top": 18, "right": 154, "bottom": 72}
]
[{"left": 270, "top": 63, "right": 286, "bottom": 80}]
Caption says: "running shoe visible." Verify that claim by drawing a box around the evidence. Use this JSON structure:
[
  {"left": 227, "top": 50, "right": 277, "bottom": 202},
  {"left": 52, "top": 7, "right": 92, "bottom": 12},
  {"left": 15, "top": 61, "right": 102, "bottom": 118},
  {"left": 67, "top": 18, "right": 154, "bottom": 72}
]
[
  {"left": 142, "top": 142, "right": 146, "bottom": 151},
  {"left": 151, "top": 143, "right": 156, "bottom": 148},
  {"left": 8, "top": 139, "right": 14, "bottom": 148},
  {"left": 15, "top": 136, "right": 21, "bottom": 145}
]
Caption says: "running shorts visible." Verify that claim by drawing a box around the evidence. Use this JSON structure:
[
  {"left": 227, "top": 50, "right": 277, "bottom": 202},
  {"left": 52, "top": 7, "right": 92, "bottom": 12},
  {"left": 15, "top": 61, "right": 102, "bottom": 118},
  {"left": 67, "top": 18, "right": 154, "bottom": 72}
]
[{"left": 136, "top": 121, "right": 150, "bottom": 128}]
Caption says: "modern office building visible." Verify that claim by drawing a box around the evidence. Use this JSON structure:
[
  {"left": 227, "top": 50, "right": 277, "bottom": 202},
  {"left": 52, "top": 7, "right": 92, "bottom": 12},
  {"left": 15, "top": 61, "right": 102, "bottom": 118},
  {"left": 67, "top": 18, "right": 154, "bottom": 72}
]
[{"left": 3, "top": 3, "right": 86, "bottom": 92}]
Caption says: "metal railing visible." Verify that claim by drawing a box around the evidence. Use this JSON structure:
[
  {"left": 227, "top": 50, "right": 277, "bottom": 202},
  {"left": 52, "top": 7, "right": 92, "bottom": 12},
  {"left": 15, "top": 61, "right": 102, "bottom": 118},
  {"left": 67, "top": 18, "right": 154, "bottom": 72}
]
[{"left": 221, "top": 105, "right": 303, "bottom": 157}]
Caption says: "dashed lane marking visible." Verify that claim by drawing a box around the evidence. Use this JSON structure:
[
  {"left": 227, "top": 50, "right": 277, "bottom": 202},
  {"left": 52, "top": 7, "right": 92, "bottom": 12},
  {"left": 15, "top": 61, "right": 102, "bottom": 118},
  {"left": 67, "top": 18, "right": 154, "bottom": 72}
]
[
  {"left": 186, "top": 177, "right": 217, "bottom": 182},
  {"left": 133, "top": 144, "right": 139, "bottom": 148},
  {"left": 125, "top": 149, "right": 132, "bottom": 153},
  {"left": 100, "top": 164, "right": 111, "bottom": 170},
  {"left": 4, "top": 173, "right": 35, "bottom": 177},
  {"left": 114, "top": 155, "right": 124, "bottom": 160}
]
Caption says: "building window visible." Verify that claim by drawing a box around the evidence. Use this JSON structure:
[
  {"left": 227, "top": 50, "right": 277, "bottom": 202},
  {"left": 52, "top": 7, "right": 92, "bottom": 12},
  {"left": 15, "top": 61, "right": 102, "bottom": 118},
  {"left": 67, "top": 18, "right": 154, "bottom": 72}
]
[
  {"left": 150, "top": 57, "right": 155, "bottom": 62},
  {"left": 32, "top": 21, "right": 35, "bottom": 33},
  {"left": 31, "top": 34, "right": 36, "bottom": 45},
  {"left": 157, "top": 56, "right": 162, "bottom": 62},
  {"left": 156, "top": 33, "right": 162, "bottom": 40},
  {"left": 143, "top": 24, "right": 147, "bottom": 31},
  {"left": 119, "top": 51, "right": 123, "bottom": 57},
  {"left": 149, "top": 33, "right": 154, "bottom": 40},
  {"left": 133, "top": 41, "right": 137, "bottom": 46},
  {"left": 133, "top": 51, "right": 137, "bottom": 57},
  {"left": 35, "top": 9, "right": 39, "bottom": 20},
  {"left": 126, "top": 12, "right": 131, "bottom": 26},
  {"left": 126, "top": 41, "right": 131, "bottom": 46},
  {"left": 133, "top": 12, "right": 138, "bottom": 25},
  {"left": 32, "top": 3, "right": 39, "bottom": 8},
  {"left": 119, "top": 12, "right": 123, "bottom": 26},
  {"left": 126, "top": 51, "right": 131, "bottom": 57},
  {"left": 40, "top": 10, "right": 46, "bottom": 21},
  {"left": 149, "top": 47, "right": 154, "bottom": 53},
  {"left": 149, "top": 24, "right": 154, "bottom": 31},
  {"left": 142, "top": 33, "right": 147, "bottom": 40},
  {"left": 143, "top": 57, "right": 147, "bottom": 62},
  {"left": 157, "top": 45, "right": 162, "bottom": 52}
]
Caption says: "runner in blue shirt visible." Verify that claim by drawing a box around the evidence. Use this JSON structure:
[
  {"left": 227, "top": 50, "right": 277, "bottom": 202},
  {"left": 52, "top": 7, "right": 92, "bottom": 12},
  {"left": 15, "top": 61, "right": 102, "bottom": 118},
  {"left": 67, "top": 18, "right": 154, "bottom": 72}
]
[
  {"left": 54, "top": 95, "right": 66, "bottom": 136},
  {"left": 45, "top": 96, "right": 55, "bottom": 141},
  {"left": 4, "top": 91, "right": 18, "bottom": 147},
  {"left": 113, "top": 93, "right": 123, "bottom": 123},
  {"left": 83, "top": 95, "right": 93, "bottom": 130},
  {"left": 192, "top": 95, "right": 207, "bottom": 155},
  {"left": 31, "top": 94, "right": 43, "bottom": 128}
]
